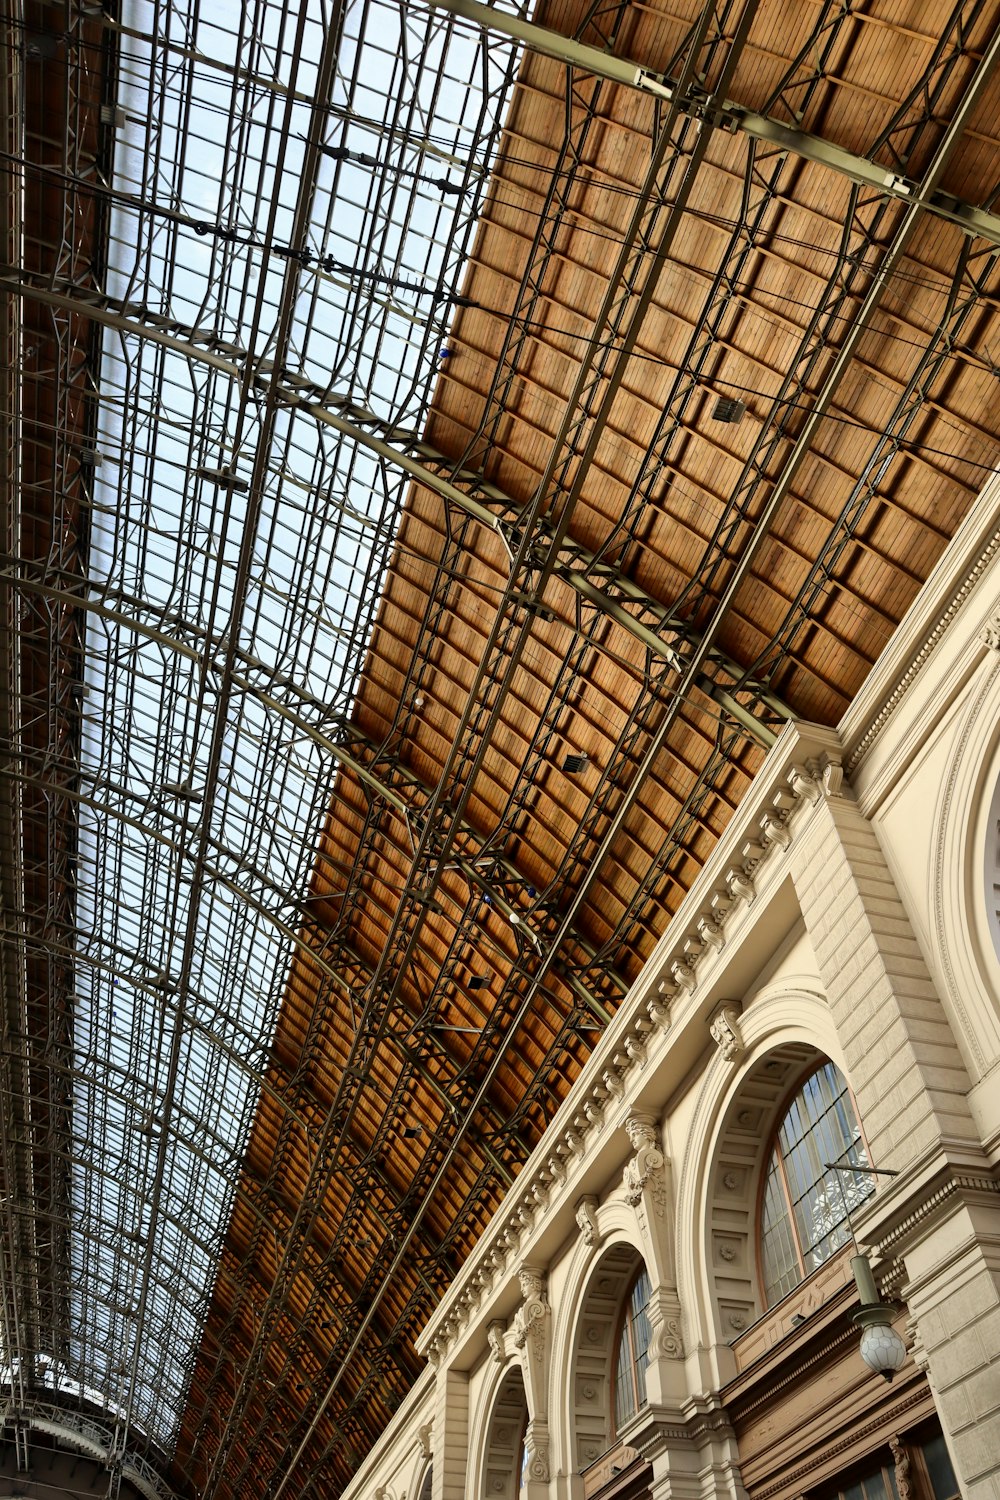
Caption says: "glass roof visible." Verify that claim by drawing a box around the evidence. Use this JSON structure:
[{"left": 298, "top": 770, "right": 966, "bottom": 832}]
[{"left": 61, "top": 0, "right": 520, "bottom": 1450}]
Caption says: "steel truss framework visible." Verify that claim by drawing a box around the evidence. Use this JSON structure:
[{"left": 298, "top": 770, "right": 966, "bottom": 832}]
[{"left": 3, "top": 0, "right": 1000, "bottom": 1497}]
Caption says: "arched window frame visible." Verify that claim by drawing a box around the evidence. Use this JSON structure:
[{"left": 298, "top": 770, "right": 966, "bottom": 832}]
[
  {"left": 757, "top": 1059, "right": 874, "bottom": 1309},
  {"left": 611, "top": 1264, "right": 652, "bottom": 1433}
]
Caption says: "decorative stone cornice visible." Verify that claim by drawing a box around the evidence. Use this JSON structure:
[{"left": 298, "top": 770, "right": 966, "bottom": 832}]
[
  {"left": 752, "top": 1387, "right": 929, "bottom": 1500},
  {"left": 414, "top": 723, "right": 845, "bottom": 1371},
  {"left": 841, "top": 476, "right": 1000, "bottom": 772},
  {"left": 859, "top": 1155, "right": 1000, "bottom": 1261}
]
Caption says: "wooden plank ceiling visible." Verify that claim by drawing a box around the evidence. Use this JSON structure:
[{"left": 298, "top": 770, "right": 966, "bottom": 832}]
[{"left": 174, "top": 1, "right": 1000, "bottom": 1496}]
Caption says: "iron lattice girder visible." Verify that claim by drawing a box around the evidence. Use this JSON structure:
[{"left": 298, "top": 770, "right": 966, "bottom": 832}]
[
  {"left": 483, "top": 2, "right": 1000, "bottom": 1014},
  {"left": 0, "top": 572, "right": 628, "bottom": 1027},
  {"left": 452, "top": 0, "right": 637, "bottom": 478},
  {"left": 313, "top": 401, "right": 790, "bottom": 743},
  {"left": 429, "top": 0, "right": 1000, "bottom": 249},
  {"left": 748, "top": 236, "right": 1000, "bottom": 686},
  {"left": 331, "top": 722, "right": 631, "bottom": 1002},
  {"left": 5, "top": 0, "right": 995, "bottom": 1494},
  {"left": 0, "top": 262, "right": 792, "bottom": 742},
  {"left": 258, "top": 10, "right": 773, "bottom": 1497},
  {"left": 252, "top": 41, "right": 1000, "bottom": 1496},
  {"left": 2, "top": 0, "right": 108, "bottom": 1401},
  {"left": 451, "top": 0, "right": 910, "bottom": 590}
]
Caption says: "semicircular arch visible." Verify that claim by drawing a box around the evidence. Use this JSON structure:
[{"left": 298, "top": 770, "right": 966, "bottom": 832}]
[
  {"left": 555, "top": 1234, "right": 647, "bottom": 1472},
  {"left": 675, "top": 986, "right": 844, "bottom": 1364},
  {"left": 934, "top": 654, "right": 1000, "bottom": 1081},
  {"left": 470, "top": 1360, "right": 528, "bottom": 1500}
]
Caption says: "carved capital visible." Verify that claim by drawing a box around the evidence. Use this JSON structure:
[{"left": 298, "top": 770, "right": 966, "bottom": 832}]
[
  {"left": 787, "top": 763, "right": 820, "bottom": 803},
  {"left": 512, "top": 1265, "right": 549, "bottom": 1357},
  {"left": 697, "top": 913, "right": 724, "bottom": 952},
  {"left": 820, "top": 756, "right": 844, "bottom": 797},
  {"left": 726, "top": 866, "right": 756, "bottom": 904},
  {"left": 623, "top": 1113, "right": 666, "bottom": 1213},
  {"left": 671, "top": 958, "right": 695, "bottom": 991},
  {"left": 624, "top": 1032, "right": 647, "bottom": 1067},
  {"left": 583, "top": 1093, "right": 604, "bottom": 1130},
  {"left": 709, "top": 1001, "right": 744, "bottom": 1063},
  {"left": 760, "top": 811, "right": 791, "bottom": 850},
  {"left": 647, "top": 1287, "right": 684, "bottom": 1360},
  {"left": 574, "top": 1193, "right": 601, "bottom": 1247},
  {"left": 524, "top": 1420, "right": 550, "bottom": 1483},
  {"left": 487, "top": 1318, "right": 506, "bottom": 1364},
  {"left": 980, "top": 614, "right": 1000, "bottom": 651},
  {"left": 603, "top": 1065, "right": 625, "bottom": 1101},
  {"left": 647, "top": 994, "right": 670, "bottom": 1031}
]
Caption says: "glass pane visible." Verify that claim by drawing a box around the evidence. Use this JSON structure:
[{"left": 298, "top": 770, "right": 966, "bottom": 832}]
[
  {"left": 614, "top": 1323, "right": 634, "bottom": 1429},
  {"left": 615, "top": 1268, "right": 651, "bottom": 1429},
  {"left": 922, "top": 1433, "right": 960, "bottom": 1499},
  {"left": 761, "top": 1152, "right": 800, "bottom": 1305},
  {"left": 765, "top": 1062, "right": 874, "bottom": 1304}
]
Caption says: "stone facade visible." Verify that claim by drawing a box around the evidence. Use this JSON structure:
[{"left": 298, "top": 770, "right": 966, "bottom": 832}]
[{"left": 340, "top": 480, "right": 1000, "bottom": 1500}]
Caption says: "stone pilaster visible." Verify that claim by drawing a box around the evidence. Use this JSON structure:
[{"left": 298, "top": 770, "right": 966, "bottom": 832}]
[
  {"left": 627, "top": 1403, "right": 746, "bottom": 1500},
  {"left": 790, "top": 779, "right": 1000, "bottom": 1495},
  {"left": 789, "top": 783, "right": 978, "bottom": 1166},
  {"left": 431, "top": 1367, "right": 468, "bottom": 1500},
  {"left": 621, "top": 1113, "right": 686, "bottom": 1406}
]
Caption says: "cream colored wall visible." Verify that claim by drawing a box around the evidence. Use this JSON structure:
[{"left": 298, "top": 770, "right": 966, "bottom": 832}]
[
  {"left": 844, "top": 485, "right": 1000, "bottom": 1147},
  {"left": 343, "top": 479, "right": 1000, "bottom": 1500}
]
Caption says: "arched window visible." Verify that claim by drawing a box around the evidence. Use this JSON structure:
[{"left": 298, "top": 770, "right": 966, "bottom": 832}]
[
  {"left": 613, "top": 1266, "right": 652, "bottom": 1430},
  {"left": 760, "top": 1060, "right": 873, "bottom": 1307}
]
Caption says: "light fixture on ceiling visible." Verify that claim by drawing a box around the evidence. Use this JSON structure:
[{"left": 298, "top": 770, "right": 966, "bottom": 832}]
[
  {"left": 851, "top": 1253, "right": 907, "bottom": 1382},
  {"left": 402, "top": 1124, "right": 424, "bottom": 1138},
  {"left": 562, "top": 752, "right": 588, "bottom": 773},
  {"left": 711, "top": 397, "right": 746, "bottom": 423},
  {"left": 193, "top": 464, "right": 249, "bottom": 493},
  {"left": 467, "top": 975, "right": 489, "bottom": 990}
]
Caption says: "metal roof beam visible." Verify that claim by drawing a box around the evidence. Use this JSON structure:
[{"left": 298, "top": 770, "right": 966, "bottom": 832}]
[
  {"left": 303, "top": 398, "right": 791, "bottom": 738},
  {"left": 0, "top": 276, "right": 792, "bottom": 740},
  {"left": 269, "top": 17, "right": 1000, "bottom": 1492},
  {"left": 428, "top": 0, "right": 1000, "bottom": 248},
  {"left": 334, "top": 723, "right": 630, "bottom": 1003}
]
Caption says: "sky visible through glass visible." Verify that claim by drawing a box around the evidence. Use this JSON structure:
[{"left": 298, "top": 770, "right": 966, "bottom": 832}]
[{"left": 58, "top": 0, "right": 520, "bottom": 1449}]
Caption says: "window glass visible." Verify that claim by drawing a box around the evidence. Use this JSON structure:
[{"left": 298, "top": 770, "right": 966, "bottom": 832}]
[
  {"left": 922, "top": 1432, "right": 960, "bottom": 1499},
  {"left": 760, "top": 1061, "right": 873, "bottom": 1307},
  {"left": 614, "top": 1266, "right": 652, "bottom": 1430},
  {"left": 823, "top": 1457, "right": 898, "bottom": 1500}
]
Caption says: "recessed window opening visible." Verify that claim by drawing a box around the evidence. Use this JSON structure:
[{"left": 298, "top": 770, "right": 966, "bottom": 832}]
[
  {"left": 760, "top": 1060, "right": 873, "bottom": 1308},
  {"left": 613, "top": 1265, "right": 652, "bottom": 1430}
]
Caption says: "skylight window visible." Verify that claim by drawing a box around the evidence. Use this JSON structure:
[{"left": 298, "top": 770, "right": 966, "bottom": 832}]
[{"left": 67, "top": 0, "right": 520, "bottom": 1447}]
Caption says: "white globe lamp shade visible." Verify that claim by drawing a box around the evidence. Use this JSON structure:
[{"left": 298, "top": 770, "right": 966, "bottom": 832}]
[{"left": 857, "top": 1316, "right": 907, "bottom": 1381}]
